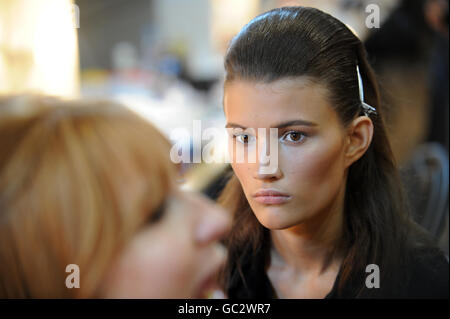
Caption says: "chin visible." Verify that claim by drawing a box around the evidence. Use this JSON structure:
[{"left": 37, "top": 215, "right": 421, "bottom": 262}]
[{"left": 254, "top": 208, "right": 303, "bottom": 230}]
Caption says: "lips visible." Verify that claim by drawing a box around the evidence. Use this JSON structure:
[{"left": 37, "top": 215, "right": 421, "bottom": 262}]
[{"left": 252, "top": 189, "right": 291, "bottom": 205}]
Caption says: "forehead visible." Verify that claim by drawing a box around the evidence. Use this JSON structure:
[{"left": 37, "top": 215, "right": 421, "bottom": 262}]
[{"left": 224, "top": 78, "right": 338, "bottom": 128}]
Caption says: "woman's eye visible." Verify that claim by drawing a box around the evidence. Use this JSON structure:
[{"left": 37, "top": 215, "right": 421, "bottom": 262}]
[
  {"left": 281, "top": 131, "right": 306, "bottom": 143},
  {"left": 148, "top": 200, "right": 166, "bottom": 224},
  {"left": 234, "top": 134, "right": 254, "bottom": 144}
]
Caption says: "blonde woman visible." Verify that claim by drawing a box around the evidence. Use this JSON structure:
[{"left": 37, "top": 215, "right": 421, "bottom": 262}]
[{"left": 0, "top": 95, "right": 230, "bottom": 298}]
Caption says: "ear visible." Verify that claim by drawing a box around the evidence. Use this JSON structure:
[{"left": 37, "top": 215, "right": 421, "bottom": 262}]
[{"left": 344, "top": 116, "right": 374, "bottom": 168}]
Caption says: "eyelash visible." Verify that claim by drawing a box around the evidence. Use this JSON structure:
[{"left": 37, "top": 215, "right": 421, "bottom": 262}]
[
  {"left": 233, "top": 133, "right": 256, "bottom": 144},
  {"left": 280, "top": 131, "right": 307, "bottom": 144},
  {"left": 148, "top": 200, "right": 166, "bottom": 224},
  {"left": 232, "top": 131, "right": 307, "bottom": 145}
]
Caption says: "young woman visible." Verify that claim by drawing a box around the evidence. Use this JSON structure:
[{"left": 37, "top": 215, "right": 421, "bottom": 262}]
[
  {"left": 0, "top": 95, "right": 230, "bottom": 298},
  {"left": 219, "top": 7, "right": 448, "bottom": 298}
]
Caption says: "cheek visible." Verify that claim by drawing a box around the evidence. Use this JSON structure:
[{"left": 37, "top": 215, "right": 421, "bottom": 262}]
[
  {"left": 284, "top": 137, "right": 345, "bottom": 195},
  {"left": 231, "top": 163, "right": 254, "bottom": 192},
  {"left": 138, "top": 238, "right": 192, "bottom": 296},
  {"left": 106, "top": 228, "right": 200, "bottom": 298},
  {"left": 143, "top": 225, "right": 204, "bottom": 297}
]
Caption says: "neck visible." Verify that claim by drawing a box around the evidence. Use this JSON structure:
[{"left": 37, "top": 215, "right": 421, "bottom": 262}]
[{"left": 270, "top": 186, "right": 346, "bottom": 275}]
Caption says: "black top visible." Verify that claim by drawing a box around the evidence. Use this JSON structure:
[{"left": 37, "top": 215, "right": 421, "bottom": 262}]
[
  {"left": 325, "top": 251, "right": 449, "bottom": 299},
  {"left": 227, "top": 248, "right": 449, "bottom": 299}
]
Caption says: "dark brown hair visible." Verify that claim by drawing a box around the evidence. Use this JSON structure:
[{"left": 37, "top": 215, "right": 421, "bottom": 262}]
[{"left": 219, "top": 6, "right": 434, "bottom": 298}]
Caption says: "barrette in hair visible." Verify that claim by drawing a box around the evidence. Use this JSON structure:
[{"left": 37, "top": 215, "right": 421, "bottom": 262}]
[{"left": 356, "top": 65, "right": 377, "bottom": 117}]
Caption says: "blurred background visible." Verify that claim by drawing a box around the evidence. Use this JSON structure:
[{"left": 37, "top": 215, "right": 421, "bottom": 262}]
[{"left": 0, "top": 0, "right": 448, "bottom": 253}]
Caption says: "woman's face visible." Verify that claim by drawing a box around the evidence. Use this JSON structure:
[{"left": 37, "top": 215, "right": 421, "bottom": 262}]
[
  {"left": 102, "top": 188, "right": 231, "bottom": 298},
  {"left": 224, "top": 78, "right": 355, "bottom": 230}
]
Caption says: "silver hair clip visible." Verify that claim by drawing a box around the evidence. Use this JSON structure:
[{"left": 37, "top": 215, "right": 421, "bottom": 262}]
[{"left": 356, "top": 65, "right": 377, "bottom": 117}]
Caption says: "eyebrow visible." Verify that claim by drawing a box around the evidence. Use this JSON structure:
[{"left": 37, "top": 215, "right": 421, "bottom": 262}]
[{"left": 225, "top": 119, "right": 317, "bottom": 129}]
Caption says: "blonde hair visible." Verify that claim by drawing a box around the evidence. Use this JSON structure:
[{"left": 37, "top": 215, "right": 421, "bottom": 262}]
[{"left": 0, "top": 95, "right": 174, "bottom": 298}]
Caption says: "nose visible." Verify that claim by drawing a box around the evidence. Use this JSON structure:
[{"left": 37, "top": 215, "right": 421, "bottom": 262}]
[
  {"left": 253, "top": 165, "right": 283, "bottom": 180},
  {"left": 252, "top": 151, "right": 283, "bottom": 181},
  {"left": 252, "top": 129, "right": 282, "bottom": 181},
  {"left": 193, "top": 194, "right": 231, "bottom": 245}
]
